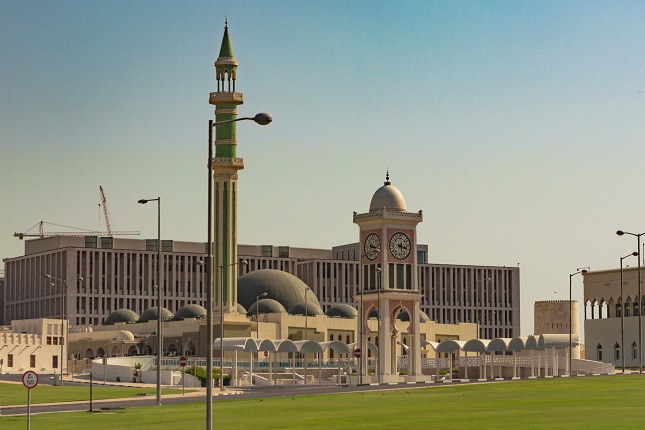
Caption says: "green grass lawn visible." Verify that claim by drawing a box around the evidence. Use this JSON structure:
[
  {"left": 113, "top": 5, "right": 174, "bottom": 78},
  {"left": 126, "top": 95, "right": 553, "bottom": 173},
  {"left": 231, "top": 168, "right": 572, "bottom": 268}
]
[
  {"left": 2, "top": 376, "right": 644, "bottom": 429},
  {"left": 0, "top": 383, "right": 186, "bottom": 406}
]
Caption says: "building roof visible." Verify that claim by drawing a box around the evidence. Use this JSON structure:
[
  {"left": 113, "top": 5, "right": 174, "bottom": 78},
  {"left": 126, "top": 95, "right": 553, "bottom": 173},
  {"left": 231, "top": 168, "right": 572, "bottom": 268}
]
[{"left": 238, "top": 269, "right": 320, "bottom": 312}]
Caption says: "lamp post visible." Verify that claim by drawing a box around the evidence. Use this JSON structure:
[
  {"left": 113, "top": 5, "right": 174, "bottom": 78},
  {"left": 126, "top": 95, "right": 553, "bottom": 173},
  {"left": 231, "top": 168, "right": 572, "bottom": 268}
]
[
  {"left": 569, "top": 268, "right": 588, "bottom": 376},
  {"left": 304, "top": 287, "right": 311, "bottom": 340},
  {"left": 476, "top": 277, "right": 491, "bottom": 339},
  {"left": 44, "top": 274, "right": 83, "bottom": 386},
  {"left": 138, "top": 197, "right": 162, "bottom": 405},
  {"left": 255, "top": 292, "right": 268, "bottom": 339},
  {"left": 620, "top": 252, "right": 638, "bottom": 373},
  {"left": 217, "top": 260, "right": 248, "bottom": 391},
  {"left": 617, "top": 230, "right": 645, "bottom": 374},
  {"left": 205, "top": 113, "right": 271, "bottom": 428}
]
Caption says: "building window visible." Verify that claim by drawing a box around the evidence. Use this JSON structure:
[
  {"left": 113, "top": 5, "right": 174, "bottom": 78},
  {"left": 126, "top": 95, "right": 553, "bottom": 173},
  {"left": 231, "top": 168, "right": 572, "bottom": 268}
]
[
  {"left": 53, "top": 355, "right": 59, "bottom": 369},
  {"left": 417, "top": 250, "right": 426, "bottom": 264},
  {"left": 278, "top": 246, "right": 289, "bottom": 258},
  {"left": 616, "top": 304, "right": 622, "bottom": 317},
  {"left": 614, "top": 343, "right": 620, "bottom": 360},
  {"left": 7, "top": 354, "right": 13, "bottom": 367},
  {"left": 146, "top": 239, "right": 158, "bottom": 252},
  {"left": 162, "top": 240, "right": 173, "bottom": 252},
  {"left": 30, "top": 355, "right": 36, "bottom": 368},
  {"left": 46, "top": 336, "right": 52, "bottom": 345},
  {"left": 625, "top": 304, "right": 630, "bottom": 317},
  {"left": 635, "top": 302, "right": 640, "bottom": 317},
  {"left": 596, "top": 344, "right": 603, "bottom": 361},
  {"left": 101, "top": 237, "right": 113, "bottom": 249},
  {"left": 633, "top": 342, "right": 638, "bottom": 360},
  {"left": 261, "top": 245, "right": 272, "bottom": 257},
  {"left": 85, "top": 236, "right": 98, "bottom": 248}
]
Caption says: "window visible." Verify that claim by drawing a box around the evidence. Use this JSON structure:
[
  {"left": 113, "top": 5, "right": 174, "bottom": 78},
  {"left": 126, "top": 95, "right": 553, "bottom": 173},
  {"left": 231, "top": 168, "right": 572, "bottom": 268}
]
[
  {"left": 596, "top": 344, "right": 603, "bottom": 361},
  {"left": 633, "top": 342, "right": 638, "bottom": 360},
  {"left": 614, "top": 343, "right": 620, "bottom": 360},
  {"left": 30, "top": 355, "right": 36, "bottom": 368},
  {"left": 261, "top": 245, "right": 272, "bottom": 257},
  {"left": 616, "top": 304, "right": 622, "bottom": 317},
  {"left": 46, "top": 336, "right": 52, "bottom": 345},
  {"left": 417, "top": 250, "right": 426, "bottom": 264},
  {"left": 53, "top": 355, "right": 59, "bottom": 369},
  {"left": 278, "top": 246, "right": 289, "bottom": 258},
  {"left": 85, "top": 236, "right": 98, "bottom": 248},
  {"left": 162, "top": 240, "right": 173, "bottom": 252},
  {"left": 146, "top": 239, "right": 158, "bottom": 252},
  {"left": 7, "top": 354, "right": 13, "bottom": 367},
  {"left": 101, "top": 237, "right": 113, "bottom": 249},
  {"left": 635, "top": 302, "right": 640, "bottom": 317}
]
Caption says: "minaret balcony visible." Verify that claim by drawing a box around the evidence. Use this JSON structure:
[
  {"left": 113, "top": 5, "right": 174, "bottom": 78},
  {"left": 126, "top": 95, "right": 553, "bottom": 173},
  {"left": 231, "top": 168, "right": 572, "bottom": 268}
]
[
  {"left": 212, "top": 157, "right": 245, "bottom": 169},
  {"left": 209, "top": 92, "right": 243, "bottom": 105}
]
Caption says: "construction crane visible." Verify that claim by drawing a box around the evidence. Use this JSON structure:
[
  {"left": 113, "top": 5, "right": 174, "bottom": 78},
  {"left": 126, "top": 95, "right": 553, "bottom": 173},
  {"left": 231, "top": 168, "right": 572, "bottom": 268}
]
[
  {"left": 14, "top": 221, "right": 139, "bottom": 239},
  {"left": 99, "top": 185, "right": 112, "bottom": 236}
]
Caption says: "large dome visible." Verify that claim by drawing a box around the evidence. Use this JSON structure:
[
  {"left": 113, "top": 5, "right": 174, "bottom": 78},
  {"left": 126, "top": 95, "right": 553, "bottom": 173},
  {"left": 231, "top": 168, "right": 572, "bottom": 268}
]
[
  {"left": 103, "top": 309, "right": 139, "bottom": 325},
  {"left": 369, "top": 179, "right": 406, "bottom": 212},
  {"left": 238, "top": 269, "right": 320, "bottom": 312}
]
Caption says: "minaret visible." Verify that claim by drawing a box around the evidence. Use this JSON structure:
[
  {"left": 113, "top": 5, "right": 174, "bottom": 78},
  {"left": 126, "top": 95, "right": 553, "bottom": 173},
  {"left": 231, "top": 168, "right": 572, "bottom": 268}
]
[{"left": 209, "top": 20, "right": 244, "bottom": 312}]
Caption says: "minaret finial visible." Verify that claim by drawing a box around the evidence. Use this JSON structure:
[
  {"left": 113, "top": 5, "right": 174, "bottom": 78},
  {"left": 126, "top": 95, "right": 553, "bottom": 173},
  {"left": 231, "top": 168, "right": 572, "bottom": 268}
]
[
  {"left": 385, "top": 169, "right": 390, "bottom": 185},
  {"left": 225, "top": 17, "right": 228, "bottom": 28}
]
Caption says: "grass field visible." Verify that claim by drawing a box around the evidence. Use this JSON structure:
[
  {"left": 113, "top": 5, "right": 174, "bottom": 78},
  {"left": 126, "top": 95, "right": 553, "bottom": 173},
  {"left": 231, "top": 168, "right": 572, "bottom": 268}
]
[
  {"left": 0, "top": 383, "right": 187, "bottom": 406},
  {"left": 2, "top": 376, "right": 644, "bottom": 429}
]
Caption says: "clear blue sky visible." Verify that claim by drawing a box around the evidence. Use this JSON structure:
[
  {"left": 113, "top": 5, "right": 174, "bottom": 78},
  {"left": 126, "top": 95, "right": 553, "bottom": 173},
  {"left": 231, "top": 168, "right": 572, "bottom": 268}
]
[{"left": 1, "top": 1, "right": 644, "bottom": 336}]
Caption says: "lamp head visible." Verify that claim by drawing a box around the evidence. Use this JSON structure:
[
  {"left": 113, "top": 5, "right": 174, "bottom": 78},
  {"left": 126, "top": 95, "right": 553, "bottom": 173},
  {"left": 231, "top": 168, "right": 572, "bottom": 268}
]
[
  {"left": 581, "top": 269, "right": 588, "bottom": 274},
  {"left": 78, "top": 277, "right": 84, "bottom": 282},
  {"left": 617, "top": 230, "right": 625, "bottom": 236},
  {"left": 633, "top": 252, "right": 639, "bottom": 256},
  {"left": 138, "top": 199, "right": 148, "bottom": 204},
  {"left": 253, "top": 113, "right": 273, "bottom": 126},
  {"left": 45, "top": 274, "right": 52, "bottom": 280}
]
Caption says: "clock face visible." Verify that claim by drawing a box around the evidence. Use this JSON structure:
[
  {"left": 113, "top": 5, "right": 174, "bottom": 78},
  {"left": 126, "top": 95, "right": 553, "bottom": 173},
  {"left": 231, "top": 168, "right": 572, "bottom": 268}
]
[
  {"left": 389, "top": 232, "right": 411, "bottom": 260},
  {"left": 363, "top": 233, "right": 381, "bottom": 261}
]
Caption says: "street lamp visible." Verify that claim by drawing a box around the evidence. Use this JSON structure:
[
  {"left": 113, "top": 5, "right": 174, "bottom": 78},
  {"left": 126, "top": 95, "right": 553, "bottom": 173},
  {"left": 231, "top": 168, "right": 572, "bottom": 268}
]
[
  {"left": 138, "top": 197, "right": 162, "bottom": 405},
  {"left": 44, "top": 274, "right": 83, "bottom": 386},
  {"left": 255, "top": 292, "right": 268, "bottom": 339},
  {"left": 620, "top": 252, "right": 638, "bottom": 373},
  {"left": 569, "top": 268, "right": 588, "bottom": 376},
  {"left": 476, "top": 277, "right": 491, "bottom": 339},
  {"left": 617, "top": 230, "right": 645, "bottom": 374},
  {"left": 205, "top": 113, "right": 271, "bottom": 429}
]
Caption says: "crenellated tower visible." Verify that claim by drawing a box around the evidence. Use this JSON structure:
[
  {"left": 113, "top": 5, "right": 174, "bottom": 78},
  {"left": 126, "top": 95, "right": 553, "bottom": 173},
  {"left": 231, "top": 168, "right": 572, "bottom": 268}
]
[{"left": 209, "top": 21, "right": 244, "bottom": 312}]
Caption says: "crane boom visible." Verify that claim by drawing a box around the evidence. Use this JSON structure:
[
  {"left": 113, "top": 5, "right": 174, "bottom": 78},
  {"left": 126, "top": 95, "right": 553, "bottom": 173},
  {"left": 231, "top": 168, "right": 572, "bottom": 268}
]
[
  {"left": 99, "top": 185, "right": 112, "bottom": 236},
  {"left": 14, "top": 220, "right": 139, "bottom": 240}
]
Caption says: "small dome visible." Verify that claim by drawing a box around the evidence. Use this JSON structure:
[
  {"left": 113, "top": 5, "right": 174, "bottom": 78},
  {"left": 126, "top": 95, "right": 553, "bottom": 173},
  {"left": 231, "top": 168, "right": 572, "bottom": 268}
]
[
  {"left": 173, "top": 304, "right": 207, "bottom": 320},
  {"left": 115, "top": 330, "right": 135, "bottom": 341},
  {"left": 288, "top": 302, "right": 323, "bottom": 316},
  {"left": 325, "top": 304, "right": 358, "bottom": 319},
  {"left": 397, "top": 310, "right": 431, "bottom": 323},
  {"left": 103, "top": 309, "right": 139, "bottom": 325},
  {"left": 247, "top": 298, "right": 287, "bottom": 316},
  {"left": 236, "top": 303, "right": 248, "bottom": 314},
  {"left": 238, "top": 269, "right": 320, "bottom": 312},
  {"left": 138, "top": 307, "right": 173, "bottom": 323},
  {"left": 369, "top": 175, "right": 406, "bottom": 212}
]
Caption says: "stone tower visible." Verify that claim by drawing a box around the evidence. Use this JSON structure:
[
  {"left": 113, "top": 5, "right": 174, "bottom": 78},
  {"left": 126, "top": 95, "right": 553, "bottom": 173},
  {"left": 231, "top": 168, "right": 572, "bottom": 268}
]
[{"left": 209, "top": 21, "right": 244, "bottom": 312}]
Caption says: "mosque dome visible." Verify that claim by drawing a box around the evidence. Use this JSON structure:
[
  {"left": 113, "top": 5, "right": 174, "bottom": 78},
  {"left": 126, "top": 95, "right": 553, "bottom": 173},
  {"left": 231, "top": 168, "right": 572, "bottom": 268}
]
[
  {"left": 238, "top": 269, "right": 320, "bottom": 312},
  {"left": 369, "top": 173, "right": 406, "bottom": 212},
  {"left": 246, "top": 298, "right": 287, "bottom": 316},
  {"left": 236, "top": 303, "right": 248, "bottom": 314},
  {"left": 288, "top": 302, "right": 324, "bottom": 316},
  {"left": 173, "top": 304, "right": 207, "bottom": 320},
  {"left": 138, "top": 307, "right": 174, "bottom": 323},
  {"left": 115, "top": 330, "right": 136, "bottom": 341},
  {"left": 397, "top": 309, "right": 431, "bottom": 323},
  {"left": 325, "top": 304, "right": 358, "bottom": 319},
  {"left": 103, "top": 309, "right": 139, "bottom": 325}
]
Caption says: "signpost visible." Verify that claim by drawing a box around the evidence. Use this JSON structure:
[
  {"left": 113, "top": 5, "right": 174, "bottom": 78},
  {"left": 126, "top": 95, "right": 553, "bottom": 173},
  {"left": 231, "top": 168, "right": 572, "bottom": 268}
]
[
  {"left": 179, "top": 356, "right": 187, "bottom": 395},
  {"left": 22, "top": 371, "right": 38, "bottom": 430}
]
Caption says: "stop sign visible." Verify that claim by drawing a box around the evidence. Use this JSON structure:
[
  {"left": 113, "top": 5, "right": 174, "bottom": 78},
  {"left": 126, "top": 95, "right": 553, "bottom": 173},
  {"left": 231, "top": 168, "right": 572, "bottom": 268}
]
[
  {"left": 179, "top": 356, "right": 187, "bottom": 367},
  {"left": 353, "top": 348, "right": 361, "bottom": 358}
]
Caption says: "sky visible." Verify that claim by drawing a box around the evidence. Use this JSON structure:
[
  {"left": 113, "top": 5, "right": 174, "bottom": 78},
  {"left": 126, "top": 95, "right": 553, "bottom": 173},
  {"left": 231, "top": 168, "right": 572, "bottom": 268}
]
[{"left": 1, "top": 1, "right": 644, "bottom": 337}]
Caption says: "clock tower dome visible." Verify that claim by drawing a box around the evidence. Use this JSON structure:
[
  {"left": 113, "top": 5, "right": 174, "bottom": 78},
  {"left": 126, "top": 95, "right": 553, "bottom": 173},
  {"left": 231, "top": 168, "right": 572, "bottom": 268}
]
[{"left": 353, "top": 172, "right": 424, "bottom": 381}]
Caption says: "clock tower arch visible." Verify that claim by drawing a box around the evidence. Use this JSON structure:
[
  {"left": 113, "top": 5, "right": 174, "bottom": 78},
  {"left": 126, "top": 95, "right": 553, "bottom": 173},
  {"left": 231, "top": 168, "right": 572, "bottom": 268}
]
[{"left": 353, "top": 173, "right": 423, "bottom": 381}]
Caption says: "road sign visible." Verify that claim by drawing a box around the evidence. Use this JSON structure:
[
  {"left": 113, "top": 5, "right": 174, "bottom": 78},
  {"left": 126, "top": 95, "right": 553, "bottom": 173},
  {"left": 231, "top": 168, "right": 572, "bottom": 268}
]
[
  {"left": 22, "top": 371, "right": 38, "bottom": 389},
  {"left": 353, "top": 348, "right": 361, "bottom": 358},
  {"left": 264, "top": 351, "right": 269, "bottom": 357},
  {"left": 179, "top": 356, "right": 187, "bottom": 367}
]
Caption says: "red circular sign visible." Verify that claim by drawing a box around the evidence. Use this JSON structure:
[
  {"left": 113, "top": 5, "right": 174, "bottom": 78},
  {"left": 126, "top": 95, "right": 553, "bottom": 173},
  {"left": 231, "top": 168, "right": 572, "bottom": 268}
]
[
  {"left": 22, "top": 371, "right": 39, "bottom": 389},
  {"left": 264, "top": 351, "right": 269, "bottom": 357},
  {"left": 179, "top": 356, "right": 187, "bottom": 367},
  {"left": 353, "top": 348, "right": 361, "bottom": 358}
]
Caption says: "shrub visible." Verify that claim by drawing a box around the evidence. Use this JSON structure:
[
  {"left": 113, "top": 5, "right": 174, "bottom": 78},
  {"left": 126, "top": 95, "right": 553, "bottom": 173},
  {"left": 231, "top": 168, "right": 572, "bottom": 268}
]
[
  {"left": 185, "top": 366, "right": 221, "bottom": 387},
  {"left": 116, "top": 376, "right": 121, "bottom": 382},
  {"left": 439, "top": 369, "right": 449, "bottom": 375},
  {"left": 399, "top": 370, "right": 408, "bottom": 376},
  {"left": 134, "top": 362, "right": 143, "bottom": 370}
]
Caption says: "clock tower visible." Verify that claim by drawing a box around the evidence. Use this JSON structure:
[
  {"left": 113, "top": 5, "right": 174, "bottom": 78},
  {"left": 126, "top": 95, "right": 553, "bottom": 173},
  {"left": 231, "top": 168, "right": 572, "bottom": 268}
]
[{"left": 353, "top": 172, "right": 423, "bottom": 381}]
